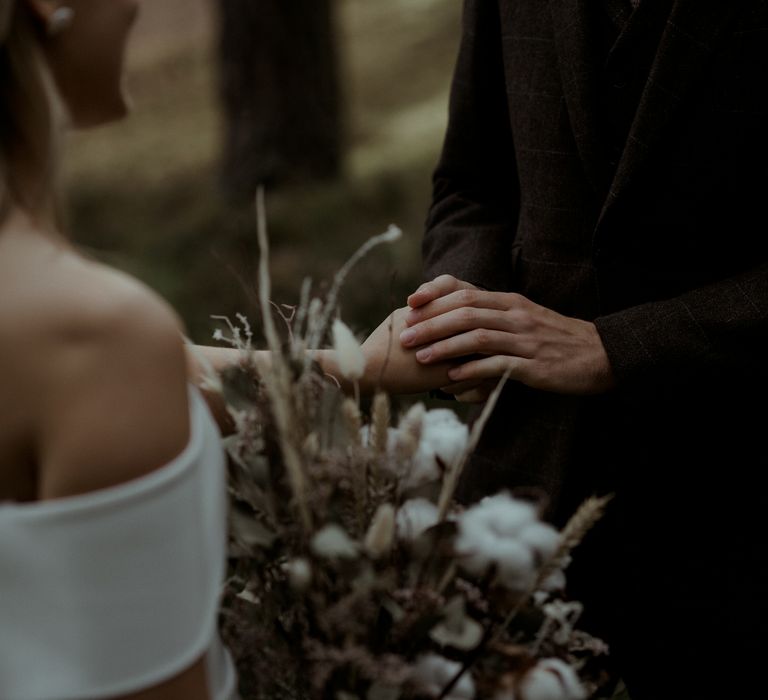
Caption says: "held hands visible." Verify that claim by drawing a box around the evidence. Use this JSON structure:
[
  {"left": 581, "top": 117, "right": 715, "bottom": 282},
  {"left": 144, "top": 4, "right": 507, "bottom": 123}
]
[
  {"left": 194, "top": 273, "right": 615, "bottom": 402},
  {"left": 356, "top": 307, "right": 455, "bottom": 394},
  {"left": 402, "top": 275, "right": 616, "bottom": 399}
]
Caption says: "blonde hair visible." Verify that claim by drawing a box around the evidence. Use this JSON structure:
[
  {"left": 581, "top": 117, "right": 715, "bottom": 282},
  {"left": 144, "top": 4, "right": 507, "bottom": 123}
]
[{"left": 0, "top": 0, "right": 59, "bottom": 226}]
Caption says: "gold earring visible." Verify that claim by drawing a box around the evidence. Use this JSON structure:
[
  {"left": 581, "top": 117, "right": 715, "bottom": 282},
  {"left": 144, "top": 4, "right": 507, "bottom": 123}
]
[{"left": 47, "top": 6, "right": 74, "bottom": 36}]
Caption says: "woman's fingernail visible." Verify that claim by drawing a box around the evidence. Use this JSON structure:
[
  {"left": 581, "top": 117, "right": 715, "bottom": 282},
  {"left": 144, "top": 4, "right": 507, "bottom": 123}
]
[
  {"left": 448, "top": 367, "right": 461, "bottom": 380},
  {"left": 400, "top": 329, "right": 416, "bottom": 345},
  {"left": 416, "top": 347, "right": 432, "bottom": 362}
]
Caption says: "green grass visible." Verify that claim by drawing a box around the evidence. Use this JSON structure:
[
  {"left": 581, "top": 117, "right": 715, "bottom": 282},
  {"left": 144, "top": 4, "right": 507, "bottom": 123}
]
[{"left": 62, "top": 0, "right": 462, "bottom": 343}]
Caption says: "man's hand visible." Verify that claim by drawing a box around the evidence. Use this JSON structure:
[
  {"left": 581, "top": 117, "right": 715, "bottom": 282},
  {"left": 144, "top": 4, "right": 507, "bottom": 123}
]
[{"left": 403, "top": 275, "right": 616, "bottom": 395}]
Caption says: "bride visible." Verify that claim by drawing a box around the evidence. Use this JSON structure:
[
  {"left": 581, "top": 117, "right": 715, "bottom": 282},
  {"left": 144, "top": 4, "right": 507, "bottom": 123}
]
[{"left": 0, "top": 1, "right": 452, "bottom": 699}]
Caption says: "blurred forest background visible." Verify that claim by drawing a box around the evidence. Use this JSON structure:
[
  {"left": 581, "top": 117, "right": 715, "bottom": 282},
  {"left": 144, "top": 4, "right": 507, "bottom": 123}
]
[{"left": 62, "top": 0, "right": 462, "bottom": 344}]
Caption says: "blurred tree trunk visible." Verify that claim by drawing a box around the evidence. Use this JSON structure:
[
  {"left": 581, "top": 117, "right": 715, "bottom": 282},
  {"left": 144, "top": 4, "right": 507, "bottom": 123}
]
[{"left": 215, "top": 0, "right": 344, "bottom": 200}]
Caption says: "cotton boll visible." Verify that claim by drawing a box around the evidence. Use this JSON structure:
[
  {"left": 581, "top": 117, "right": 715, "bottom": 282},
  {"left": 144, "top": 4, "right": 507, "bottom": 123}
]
[
  {"left": 518, "top": 522, "right": 562, "bottom": 561},
  {"left": 413, "top": 654, "right": 475, "bottom": 700},
  {"left": 405, "top": 453, "right": 442, "bottom": 489},
  {"left": 456, "top": 527, "right": 535, "bottom": 588},
  {"left": 410, "top": 409, "right": 470, "bottom": 486},
  {"left": 332, "top": 319, "right": 366, "bottom": 381},
  {"left": 494, "top": 539, "right": 537, "bottom": 589},
  {"left": 519, "top": 659, "right": 586, "bottom": 700},
  {"left": 455, "top": 536, "right": 493, "bottom": 578},
  {"left": 429, "top": 598, "right": 484, "bottom": 651},
  {"left": 311, "top": 524, "right": 359, "bottom": 559},
  {"left": 457, "top": 494, "right": 538, "bottom": 550},
  {"left": 519, "top": 667, "right": 563, "bottom": 700},
  {"left": 455, "top": 519, "right": 491, "bottom": 575},
  {"left": 400, "top": 405, "right": 469, "bottom": 489},
  {"left": 396, "top": 498, "right": 440, "bottom": 541},
  {"left": 541, "top": 659, "right": 585, "bottom": 700},
  {"left": 475, "top": 494, "right": 538, "bottom": 536},
  {"left": 455, "top": 494, "right": 549, "bottom": 589},
  {"left": 284, "top": 557, "right": 312, "bottom": 591},
  {"left": 369, "top": 407, "right": 470, "bottom": 490}
]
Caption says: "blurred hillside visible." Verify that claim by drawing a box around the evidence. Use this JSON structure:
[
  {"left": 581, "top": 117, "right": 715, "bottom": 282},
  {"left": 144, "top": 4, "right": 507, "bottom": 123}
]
[{"left": 63, "top": 0, "right": 462, "bottom": 342}]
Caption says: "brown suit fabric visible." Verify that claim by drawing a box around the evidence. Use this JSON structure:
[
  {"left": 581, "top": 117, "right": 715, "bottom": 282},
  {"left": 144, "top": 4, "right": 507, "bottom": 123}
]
[{"left": 423, "top": 1, "right": 768, "bottom": 696}]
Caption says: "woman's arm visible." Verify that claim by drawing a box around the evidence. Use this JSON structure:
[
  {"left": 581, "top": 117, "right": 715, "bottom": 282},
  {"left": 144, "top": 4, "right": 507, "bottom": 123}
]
[{"left": 187, "top": 307, "right": 455, "bottom": 411}]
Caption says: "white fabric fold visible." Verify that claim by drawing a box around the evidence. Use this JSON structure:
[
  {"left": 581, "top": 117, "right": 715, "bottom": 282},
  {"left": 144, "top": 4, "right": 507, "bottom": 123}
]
[{"left": 0, "top": 386, "right": 237, "bottom": 700}]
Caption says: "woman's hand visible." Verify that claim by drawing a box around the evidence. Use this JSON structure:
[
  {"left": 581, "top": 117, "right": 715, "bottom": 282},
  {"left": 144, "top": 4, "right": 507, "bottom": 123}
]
[
  {"left": 355, "top": 306, "right": 455, "bottom": 394},
  {"left": 402, "top": 275, "right": 616, "bottom": 395}
]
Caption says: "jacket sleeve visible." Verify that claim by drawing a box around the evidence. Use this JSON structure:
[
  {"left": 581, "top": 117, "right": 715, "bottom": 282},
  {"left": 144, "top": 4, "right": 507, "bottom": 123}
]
[
  {"left": 422, "top": 0, "right": 520, "bottom": 292},
  {"left": 594, "top": 260, "right": 768, "bottom": 392}
]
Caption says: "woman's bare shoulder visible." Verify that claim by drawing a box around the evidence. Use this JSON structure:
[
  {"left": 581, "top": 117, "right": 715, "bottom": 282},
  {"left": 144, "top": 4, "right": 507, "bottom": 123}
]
[
  {"left": 0, "top": 236, "right": 192, "bottom": 500},
  {"left": 0, "top": 227, "right": 185, "bottom": 341}
]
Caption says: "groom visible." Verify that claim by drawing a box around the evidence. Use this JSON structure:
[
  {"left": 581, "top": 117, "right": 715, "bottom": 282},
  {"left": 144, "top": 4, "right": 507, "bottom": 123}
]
[{"left": 401, "top": 1, "right": 768, "bottom": 697}]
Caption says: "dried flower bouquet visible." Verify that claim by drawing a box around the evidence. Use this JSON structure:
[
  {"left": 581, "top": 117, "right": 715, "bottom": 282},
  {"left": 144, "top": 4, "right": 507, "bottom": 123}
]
[{"left": 207, "top": 192, "right": 615, "bottom": 700}]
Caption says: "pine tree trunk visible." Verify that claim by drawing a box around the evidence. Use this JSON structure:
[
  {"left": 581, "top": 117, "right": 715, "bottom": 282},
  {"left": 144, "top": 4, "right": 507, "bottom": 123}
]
[{"left": 215, "top": 0, "right": 344, "bottom": 200}]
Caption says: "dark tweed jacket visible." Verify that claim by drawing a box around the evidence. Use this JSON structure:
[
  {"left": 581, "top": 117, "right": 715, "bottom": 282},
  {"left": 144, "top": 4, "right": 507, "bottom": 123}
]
[{"left": 423, "top": 0, "right": 768, "bottom": 685}]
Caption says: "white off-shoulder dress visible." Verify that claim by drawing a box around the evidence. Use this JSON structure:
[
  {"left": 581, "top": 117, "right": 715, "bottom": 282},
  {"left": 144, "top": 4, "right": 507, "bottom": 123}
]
[{"left": 0, "top": 386, "right": 238, "bottom": 700}]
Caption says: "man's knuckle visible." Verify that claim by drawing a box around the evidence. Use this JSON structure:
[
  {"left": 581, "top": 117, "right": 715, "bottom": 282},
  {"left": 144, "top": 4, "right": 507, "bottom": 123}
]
[
  {"left": 526, "top": 336, "right": 541, "bottom": 354},
  {"left": 515, "top": 310, "right": 535, "bottom": 331},
  {"left": 531, "top": 360, "right": 551, "bottom": 381},
  {"left": 473, "top": 328, "right": 491, "bottom": 348}
]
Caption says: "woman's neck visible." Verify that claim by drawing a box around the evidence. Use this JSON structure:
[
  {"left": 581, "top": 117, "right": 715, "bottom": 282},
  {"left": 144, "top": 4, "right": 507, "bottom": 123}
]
[
  {"left": 0, "top": 207, "right": 73, "bottom": 268},
  {"left": 1, "top": 205, "right": 66, "bottom": 247}
]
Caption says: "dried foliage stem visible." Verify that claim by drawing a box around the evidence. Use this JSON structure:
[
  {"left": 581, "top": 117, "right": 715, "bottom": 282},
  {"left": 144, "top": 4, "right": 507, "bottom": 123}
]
[
  {"left": 255, "top": 186, "right": 312, "bottom": 532},
  {"left": 371, "top": 392, "right": 390, "bottom": 455},
  {"left": 292, "top": 277, "right": 312, "bottom": 349},
  {"left": 306, "top": 225, "right": 402, "bottom": 355},
  {"left": 437, "top": 369, "right": 512, "bottom": 520}
]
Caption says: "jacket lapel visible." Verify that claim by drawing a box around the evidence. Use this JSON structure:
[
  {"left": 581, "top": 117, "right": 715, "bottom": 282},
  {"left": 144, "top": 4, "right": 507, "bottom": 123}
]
[
  {"left": 549, "top": 0, "right": 742, "bottom": 224},
  {"left": 596, "top": 0, "right": 741, "bottom": 227},
  {"left": 548, "top": 0, "right": 612, "bottom": 195}
]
